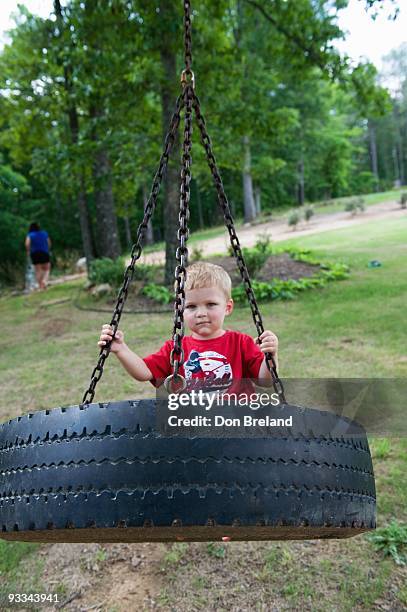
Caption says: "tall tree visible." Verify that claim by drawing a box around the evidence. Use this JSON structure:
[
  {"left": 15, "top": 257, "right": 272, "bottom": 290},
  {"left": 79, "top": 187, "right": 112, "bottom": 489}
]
[{"left": 53, "top": 0, "right": 94, "bottom": 264}]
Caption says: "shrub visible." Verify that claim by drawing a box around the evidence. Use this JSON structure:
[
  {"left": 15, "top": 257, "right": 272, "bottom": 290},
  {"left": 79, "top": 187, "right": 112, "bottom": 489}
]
[
  {"left": 54, "top": 250, "right": 81, "bottom": 275},
  {"left": 88, "top": 257, "right": 125, "bottom": 287},
  {"left": 356, "top": 196, "right": 365, "bottom": 212},
  {"left": 190, "top": 245, "right": 204, "bottom": 262},
  {"left": 288, "top": 212, "right": 300, "bottom": 229},
  {"left": 345, "top": 198, "right": 365, "bottom": 215},
  {"left": 132, "top": 263, "right": 159, "bottom": 282},
  {"left": 366, "top": 520, "right": 407, "bottom": 566},
  {"left": 231, "top": 247, "right": 349, "bottom": 304},
  {"left": 141, "top": 283, "right": 172, "bottom": 304},
  {"left": 400, "top": 192, "right": 407, "bottom": 209},
  {"left": 0, "top": 210, "right": 27, "bottom": 285},
  {"left": 254, "top": 232, "right": 272, "bottom": 254},
  {"left": 241, "top": 246, "right": 269, "bottom": 276},
  {"left": 304, "top": 206, "right": 314, "bottom": 222}
]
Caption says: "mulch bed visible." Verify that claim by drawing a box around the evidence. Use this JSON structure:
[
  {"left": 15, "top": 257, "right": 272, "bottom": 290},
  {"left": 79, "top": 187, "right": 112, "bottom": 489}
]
[
  {"left": 212, "top": 252, "right": 319, "bottom": 283},
  {"left": 101, "top": 253, "right": 319, "bottom": 311}
]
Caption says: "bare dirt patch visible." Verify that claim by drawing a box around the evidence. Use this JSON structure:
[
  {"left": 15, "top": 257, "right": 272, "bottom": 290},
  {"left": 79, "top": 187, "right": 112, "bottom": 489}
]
[
  {"left": 257, "top": 252, "right": 319, "bottom": 281},
  {"left": 40, "top": 542, "right": 165, "bottom": 611},
  {"left": 41, "top": 317, "right": 72, "bottom": 338}
]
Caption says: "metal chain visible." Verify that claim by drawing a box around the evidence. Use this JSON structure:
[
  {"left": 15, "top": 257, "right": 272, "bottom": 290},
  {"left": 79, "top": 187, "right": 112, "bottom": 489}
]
[
  {"left": 192, "top": 92, "right": 286, "bottom": 403},
  {"left": 166, "top": 83, "right": 194, "bottom": 392},
  {"left": 183, "top": 0, "right": 192, "bottom": 74},
  {"left": 82, "top": 94, "right": 184, "bottom": 405}
]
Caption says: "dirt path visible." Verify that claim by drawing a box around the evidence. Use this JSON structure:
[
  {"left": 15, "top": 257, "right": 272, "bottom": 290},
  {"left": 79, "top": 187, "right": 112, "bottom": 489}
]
[
  {"left": 139, "top": 200, "right": 405, "bottom": 265},
  {"left": 38, "top": 542, "right": 166, "bottom": 611}
]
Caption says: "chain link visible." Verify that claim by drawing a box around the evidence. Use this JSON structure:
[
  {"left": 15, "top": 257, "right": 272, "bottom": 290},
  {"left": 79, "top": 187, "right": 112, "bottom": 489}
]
[
  {"left": 183, "top": 0, "right": 192, "bottom": 75},
  {"left": 167, "top": 83, "right": 194, "bottom": 391},
  {"left": 192, "top": 92, "right": 286, "bottom": 403},
  {"left": 82, "top": 94, "right": 184, "bottom": 405}
]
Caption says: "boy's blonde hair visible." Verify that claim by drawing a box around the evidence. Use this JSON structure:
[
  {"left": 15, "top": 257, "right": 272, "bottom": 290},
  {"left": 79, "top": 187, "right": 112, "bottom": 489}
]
[{"left": 182, "top": 261, "right": 232, "bottom": 300}]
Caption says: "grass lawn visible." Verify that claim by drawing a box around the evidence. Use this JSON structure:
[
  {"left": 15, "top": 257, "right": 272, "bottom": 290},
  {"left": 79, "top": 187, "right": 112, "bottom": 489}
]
[
  {"left": 0, "top": 215, "right": 406, "bottom": 610},
  {"left": 310, "top": 188, "right": 405, "bottom": 215},
  {"left": 140, "top": 187, "right": 405, "bottom": 254}
]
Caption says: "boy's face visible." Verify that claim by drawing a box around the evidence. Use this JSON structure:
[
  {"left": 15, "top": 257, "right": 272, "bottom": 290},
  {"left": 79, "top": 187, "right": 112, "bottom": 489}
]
[{"left": 184, "top": 286, "right": 233, "bottom": 339}]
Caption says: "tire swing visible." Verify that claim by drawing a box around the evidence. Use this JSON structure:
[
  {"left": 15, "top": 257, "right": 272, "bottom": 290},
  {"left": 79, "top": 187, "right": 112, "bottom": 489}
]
[{"left": 0, "top": 1, "right": 375, "bottom": 544}]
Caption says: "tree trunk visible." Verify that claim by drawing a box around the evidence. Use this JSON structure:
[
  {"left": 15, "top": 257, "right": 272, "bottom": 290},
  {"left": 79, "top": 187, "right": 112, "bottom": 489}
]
[
  {"left": 143, "top": 184, "right": 154, "bottom": 245},
  {"left": 396, "top": 138, "right": 405, "bottom": 185},
  {"left": 393, "top": 105, "right": 405, "bottom": 186},
  {"left": 54, "top": 0, "right": 94, "bottom": 266},
  {"left": 297, "top": 158, "right": 305, "bottom": 206},
  {"left": 195, "top": 180, "right": 204, "bottom": 229},
  {"left": 254, "top": 186, "right": 261, "bottom": 216},
  {"left": 123, "top": 216, "right": 132, "bottom": 249},
  {"left": 77, "top": 178, "right": 94, "bottom": 264},
  {"left": 161, "top": 48, "right": 181, "bottom": 285},
  {"left": 92, "top": 144, "right": 121, "bottom": 259},
  {"left": 242, "top": 135, "right": 256, "bottom": 223},
  {"left": 368, "top": 120, "right": 379, "bottom": 191},
  {"left": 392, "top": 147, "right": 401, "bottom": 187}
]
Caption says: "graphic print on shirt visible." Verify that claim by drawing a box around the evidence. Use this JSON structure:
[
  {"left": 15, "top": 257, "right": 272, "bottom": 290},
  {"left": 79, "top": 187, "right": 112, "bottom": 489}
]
[{"left": 184, "top": 349, "right": 233, "bottom": 391}]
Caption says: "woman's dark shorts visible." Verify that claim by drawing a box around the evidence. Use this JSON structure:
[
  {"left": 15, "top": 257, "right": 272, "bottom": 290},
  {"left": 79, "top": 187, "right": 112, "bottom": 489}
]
[{"left": 31, "top": 251, "right": 50, "bottom": 265}]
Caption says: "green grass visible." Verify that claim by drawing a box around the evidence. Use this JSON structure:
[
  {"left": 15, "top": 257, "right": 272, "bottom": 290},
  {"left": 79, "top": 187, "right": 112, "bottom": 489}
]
[
  {"left": 0, "top": 214, "right": 406, "bottom": 609},
  {"left": 311, "top": 188, "right": 404, "bottom": 215},
  {"left": 0, "top": 541, "right": 45, "bottom": 610},
  {"left": 138, "top": 188, "right": 404, "bottom": 254}
]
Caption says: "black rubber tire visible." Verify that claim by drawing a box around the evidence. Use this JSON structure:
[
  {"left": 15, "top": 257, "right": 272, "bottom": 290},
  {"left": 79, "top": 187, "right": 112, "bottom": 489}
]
[{"left": 0, "top": 400, "right": 376, "bottom": 543}]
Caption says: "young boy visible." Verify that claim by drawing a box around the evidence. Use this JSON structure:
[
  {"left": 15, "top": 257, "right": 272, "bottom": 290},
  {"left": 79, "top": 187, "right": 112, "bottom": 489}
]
[{"left": 98, "top": 262, "right": 279, "bottom": 394}]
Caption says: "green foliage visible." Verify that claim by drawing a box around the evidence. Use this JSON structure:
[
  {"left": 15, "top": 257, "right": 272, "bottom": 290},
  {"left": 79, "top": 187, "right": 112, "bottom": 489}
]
[
  {"left": 288, "top": 212, "right": 300, "bottom": 228},
  {"left": 241, "top": 246, "right": 269, "bottom": 277},
  {"left": 304, "top": 206, "right": 314, "bottom": 222},
  {"left": 206, "top": 542, "right": 226, "bottom": 558},
  {"left": 88, "top": 258, "right": 125, "bottom": 287},
  {"left": 54, "top": 250, "right": 81, "bottom": 275},
  {"left": 190, "top": 245, "right": 204, "bottom": 262},
  {"left": 163, "top": 543, "right": 189, "bottom": 566},
  {"left": 232, "top": 247, "right": 349, "bottom": 303},
  {"left": 0, "top": 541, "right": 40, "bottom": 573},
  {"left": 345, "top": 197, "right": 365, "bottom": 215},
  {"left": 0, "top": 0, "right": 402, "bottom": 273},
  {"left": 141, "top": 283, "right": 172, "bottom": 305},
  {"left": 88, "top": 258, "right": 156, "bottom": 289},
  {"left": 371, "top": 438, "right": 391, "bottom": 460},
  {"left": 345, "top": 200, "right": 357, "bottom": 215},
  {"left": 366, "top": 521, "right": 407, "bottom": 566},
  {"left": 356, "top": 197, "right": 366, "bottom": 211},
  {"left": 238, "top": 234, "right": 273, "bottom": 276},
  {"left": 0, "top": 210, "right": 28, "bottom": 284},
  {"left": 254, "top": 232, "right": 272, "bottom": 254}
]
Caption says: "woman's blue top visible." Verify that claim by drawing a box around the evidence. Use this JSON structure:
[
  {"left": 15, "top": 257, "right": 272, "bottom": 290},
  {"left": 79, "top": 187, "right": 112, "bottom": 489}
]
[{"left": 28, "top": 230, "right": 49, "bottom": 254}]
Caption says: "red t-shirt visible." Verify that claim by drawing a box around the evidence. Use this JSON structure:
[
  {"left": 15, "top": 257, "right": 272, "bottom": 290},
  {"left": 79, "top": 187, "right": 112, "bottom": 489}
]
[{"left": 143, "top": 329, "right": 264, "bottom": 394}]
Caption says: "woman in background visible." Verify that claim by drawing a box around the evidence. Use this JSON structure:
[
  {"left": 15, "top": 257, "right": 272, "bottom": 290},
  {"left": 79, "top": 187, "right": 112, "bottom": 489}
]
[{"left": 25, "top": 222, "right": 52, "bottom": 290}]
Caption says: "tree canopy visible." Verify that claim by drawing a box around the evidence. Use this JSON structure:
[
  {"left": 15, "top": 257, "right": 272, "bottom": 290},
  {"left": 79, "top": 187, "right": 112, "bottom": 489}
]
[{"left": 0, "top": 0, "right": 403, "bottom": 284}]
